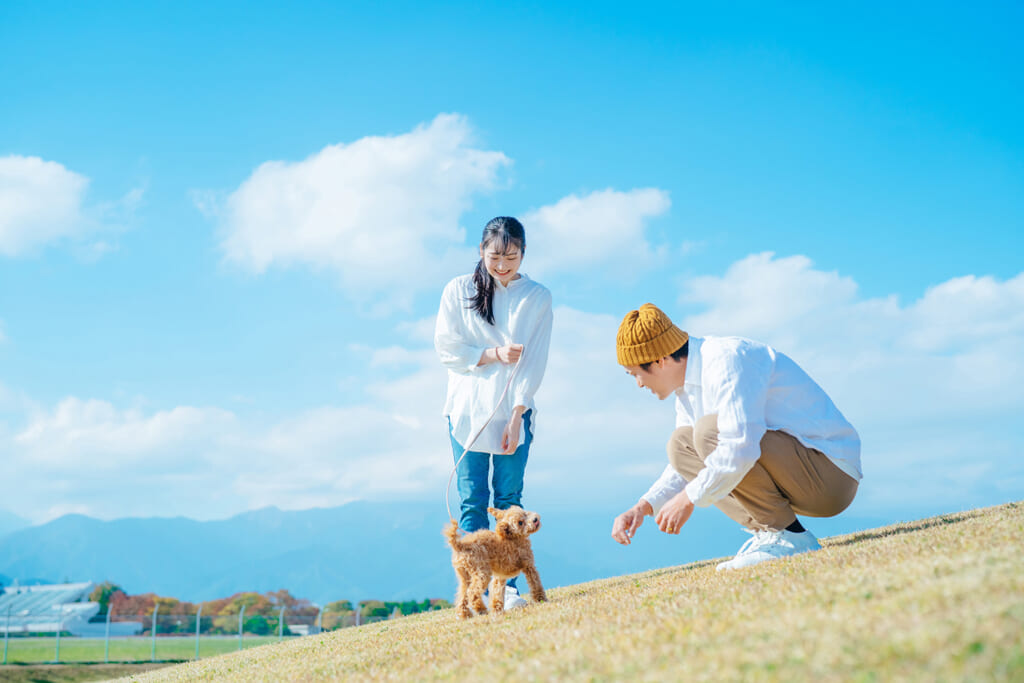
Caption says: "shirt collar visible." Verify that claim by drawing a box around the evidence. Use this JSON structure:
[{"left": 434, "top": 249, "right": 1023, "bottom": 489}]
[
  {"left": 495, "top": 273, "right": 529, "bottom": 291},
  {"left": 678, "top": 336, "right": 703, "bottom": 393}
]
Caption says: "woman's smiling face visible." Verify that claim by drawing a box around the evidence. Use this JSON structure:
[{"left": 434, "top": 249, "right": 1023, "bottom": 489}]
[{"left": 480, "top": 242, "right": 523, "bottom": 287}]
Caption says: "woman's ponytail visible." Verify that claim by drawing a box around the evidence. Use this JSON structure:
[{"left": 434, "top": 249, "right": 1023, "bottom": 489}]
[{"left": 470, "top": 257, "right": 496, "bottom": 325}]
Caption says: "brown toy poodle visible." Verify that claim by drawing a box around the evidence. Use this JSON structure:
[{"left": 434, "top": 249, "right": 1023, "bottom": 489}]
[{"left": 443, "top": 506, "right": 547, "bottom": 618}]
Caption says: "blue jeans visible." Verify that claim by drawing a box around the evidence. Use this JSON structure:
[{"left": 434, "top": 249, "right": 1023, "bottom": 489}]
[{"left": 450, "top": 410, "right": 533, "bottom": 589}]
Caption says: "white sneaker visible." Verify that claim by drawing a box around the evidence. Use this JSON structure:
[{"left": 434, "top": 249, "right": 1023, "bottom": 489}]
[
  {"left": 504, "top": 585, "right": 528, "bottom": 610},
  {"left": 716, "top": 528, "right": 821, "bottom": 571}
]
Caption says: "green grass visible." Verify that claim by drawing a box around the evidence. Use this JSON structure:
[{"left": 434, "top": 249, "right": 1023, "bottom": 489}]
[
  {"left": 85, "top": 502, "right": 1024, "bottom": 680},
  {"left": 0, "top": 663, "right": 170, "bottom": 683},
  {"left": 1, "top": 636, "right": 282, "bottom": 664}
]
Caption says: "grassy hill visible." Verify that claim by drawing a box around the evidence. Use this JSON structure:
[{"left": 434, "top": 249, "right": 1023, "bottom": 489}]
[{"left": 113, "top": 502, "right": 1022, "bottom": 682}]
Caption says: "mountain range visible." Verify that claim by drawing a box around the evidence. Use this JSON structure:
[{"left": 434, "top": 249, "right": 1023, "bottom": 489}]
[{"left": 0, "top": 501, "right": 881, "bottom": 604}]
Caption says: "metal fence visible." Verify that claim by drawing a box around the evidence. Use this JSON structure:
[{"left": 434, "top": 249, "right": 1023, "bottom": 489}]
[{"left": 1, "top": 607, "right": 393, "bottom": 664}]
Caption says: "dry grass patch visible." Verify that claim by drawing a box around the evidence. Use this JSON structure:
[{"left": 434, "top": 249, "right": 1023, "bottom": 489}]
[{"left": 113, "top": 502, "right": 1024, "bottom": 682}]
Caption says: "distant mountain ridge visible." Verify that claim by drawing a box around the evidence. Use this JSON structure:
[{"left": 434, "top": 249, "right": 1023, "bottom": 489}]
[
  {"left": 0, "top": 508, "right": 29, "bottom": 538},
  {"left": 0, "top": 502, "right": 458, "bottom": 604},
  {"left": 0, "top": 501, "right": 881, "bottom": 604}
]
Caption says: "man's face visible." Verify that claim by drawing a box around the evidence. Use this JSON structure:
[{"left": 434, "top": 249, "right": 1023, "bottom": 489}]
[{"left": 624, "top": 361, "right": 677, "bottom": 400}]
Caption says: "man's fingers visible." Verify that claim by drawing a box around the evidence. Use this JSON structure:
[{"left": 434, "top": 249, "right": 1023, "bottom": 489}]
[{"left": 612, "top": 517, "right": 632, "bottom": 545}]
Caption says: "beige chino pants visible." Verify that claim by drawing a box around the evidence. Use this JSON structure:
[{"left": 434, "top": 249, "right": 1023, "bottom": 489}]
[{"left": 668, "top": 414, "right": 858, "bottom": 531}]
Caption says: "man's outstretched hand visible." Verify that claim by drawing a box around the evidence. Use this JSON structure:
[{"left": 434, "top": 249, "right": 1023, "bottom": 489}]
[
  {"left": 612, "top": 499, "right": 654, "bottom": 545},
  {"left": 655, "top": 491, "right": 694, "bottom": 535}
]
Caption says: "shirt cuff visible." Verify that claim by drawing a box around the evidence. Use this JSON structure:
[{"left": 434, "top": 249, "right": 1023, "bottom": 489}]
[
  {"left": 684, "top": 479, "right": 714, "bottom": 508},
  {"left": 466, "top": 346, "right": 489, "bottom": 373},
  {"left": 641, "top": 489, "right": 675, "bottom": 516}
]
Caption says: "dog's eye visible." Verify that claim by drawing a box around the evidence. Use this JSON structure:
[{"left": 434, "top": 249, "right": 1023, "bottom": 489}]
[{"left": 518, "top": 520, "right": 524, "bottom": 526}]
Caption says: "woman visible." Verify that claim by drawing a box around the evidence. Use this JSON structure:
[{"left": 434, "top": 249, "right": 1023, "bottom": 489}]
[{"left": 434, "top": 216, "right": 552, "bottom": 610}]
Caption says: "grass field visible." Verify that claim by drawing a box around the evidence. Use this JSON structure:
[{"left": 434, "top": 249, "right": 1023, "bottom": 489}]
[
  {"left": 1, "top": 635, "right": 284, "bottom": 664},
  {"left": 0, "top": 637, "right": 284, "bottom": 683},
  {"left": 0, "top": 663, "right": 170, "bottom": 683},
  {"left": 21, "top": 501, "right": 1024, "bottom": 682}
]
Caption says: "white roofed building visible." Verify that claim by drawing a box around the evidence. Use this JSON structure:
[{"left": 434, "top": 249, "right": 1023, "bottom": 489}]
[{"left": 0, "top": 582, "right": 141, "bottom": 636}]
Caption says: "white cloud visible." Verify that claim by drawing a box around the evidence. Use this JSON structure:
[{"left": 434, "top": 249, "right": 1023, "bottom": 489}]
[
  {"left": 3, "top": 389, "right": 455, "bottom": 522},
  {"left": 15, "top": 398, "right": 237, "bottom": 467},
  {"left": 903, "top": 274, "right": 1024, "bottom": 354},
  {"left": 522, "top": 188, "right": 671, "bottom": 279},
  {"left": 0, "top": 155, "right": 90, "bottom": 256},
  {"left": 678, "top": 253, "right": 1024, "bottom": 414},
  {"left": 395, "top": 315, "right": 437, "bottom": 345},
  {"left": 214, "top": 113, "right": 510, "bottom": 309},
  {"left": 0, "top": 155, "right": 140, "bottom": 257}
]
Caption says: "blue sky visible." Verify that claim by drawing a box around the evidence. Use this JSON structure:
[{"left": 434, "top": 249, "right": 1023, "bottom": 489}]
[{"left": 1, "top": 2, "right": 1021, "bottom": 529}]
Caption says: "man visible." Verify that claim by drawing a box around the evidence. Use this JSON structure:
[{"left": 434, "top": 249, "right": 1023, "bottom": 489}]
[{"left": 610, "top": 304, "right": 861, "bottom": 570}]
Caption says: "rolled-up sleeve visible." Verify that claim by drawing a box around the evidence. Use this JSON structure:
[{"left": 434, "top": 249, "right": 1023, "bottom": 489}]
[
  {"left": 642, "top": 464, "right": 687, "bottom": 515},
  {"left": 434, "top": 281, "right": 486, "bottom": 375},
  {"left": 684, "top": 346, "right": 773, "bottom": 507},
  {"left": 511, "top": 290, "right": 553, "bottom": 407}
]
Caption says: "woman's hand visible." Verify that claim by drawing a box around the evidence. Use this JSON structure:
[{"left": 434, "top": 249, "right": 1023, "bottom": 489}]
[
  {"left": 496, "top": 343, "right": 523, "bottom": 364},
  {"left": 501, "top": 410, "right": 524, "bottom": 454}
]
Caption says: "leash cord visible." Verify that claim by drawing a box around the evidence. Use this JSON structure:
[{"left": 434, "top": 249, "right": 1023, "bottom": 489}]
[{"left": 444, "top": 345, "right": 526, "bottom": 522}]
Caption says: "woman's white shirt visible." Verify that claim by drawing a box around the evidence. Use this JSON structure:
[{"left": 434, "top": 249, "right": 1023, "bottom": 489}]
[{"left": 434, "top": 273, "right": 553, "bottom": 454}]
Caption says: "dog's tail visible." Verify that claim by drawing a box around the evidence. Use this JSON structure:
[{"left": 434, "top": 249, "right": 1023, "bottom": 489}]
[{"left": 443, "top": 519, "right": 465, "bottom": 550}]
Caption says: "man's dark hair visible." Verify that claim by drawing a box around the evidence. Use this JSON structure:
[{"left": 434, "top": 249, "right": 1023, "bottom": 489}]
[{"left": 638, "top": 340, "right": 689, "bottom": 372}]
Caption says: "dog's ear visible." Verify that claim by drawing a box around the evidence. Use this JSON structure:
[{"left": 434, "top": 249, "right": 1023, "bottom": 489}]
[
  {"left": 496, "top": 520, "right": 510, "bottom": 538},
  {"left": 488, "top": 507, "right": 499, "bottom": 519}
]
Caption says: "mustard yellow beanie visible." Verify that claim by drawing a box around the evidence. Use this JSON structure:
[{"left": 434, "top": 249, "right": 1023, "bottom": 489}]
[{"left": 616, "top": 303, "right": 689, "bottom": 366}]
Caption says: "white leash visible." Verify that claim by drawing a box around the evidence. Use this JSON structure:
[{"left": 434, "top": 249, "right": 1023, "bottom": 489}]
[{"left": 445, "top": 345, "right": 527, "bottom": 522}]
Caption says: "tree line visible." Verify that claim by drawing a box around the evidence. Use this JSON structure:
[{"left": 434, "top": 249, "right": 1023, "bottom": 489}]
[{"left": 87, "top": 582, "right": 451, "bottom": 635}]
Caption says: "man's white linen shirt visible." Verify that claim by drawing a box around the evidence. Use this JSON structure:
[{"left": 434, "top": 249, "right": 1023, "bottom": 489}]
[
  {"left": 434, "top": 273, "right": 552, "bottom": 455},
  {"left": 642, "top": 336, "right": 862, "bottom": 514}
]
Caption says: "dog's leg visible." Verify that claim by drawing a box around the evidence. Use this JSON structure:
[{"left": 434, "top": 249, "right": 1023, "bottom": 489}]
[
  {"left": 523, "top": 565, "right": 547, "bottom": 603},
  {"left": 455, "top": 566, "right": 473, "bottom": 619},
  {"left": 469, "top": 572, "right": 488, "bottom": 614},
  {"left": 489, "top": 576, "right": 505, "bottom": 615}
]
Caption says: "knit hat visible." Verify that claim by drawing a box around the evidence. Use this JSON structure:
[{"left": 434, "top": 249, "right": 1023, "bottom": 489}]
[{"left": 616, "top": 303, "right": 689, "bottom": 366}]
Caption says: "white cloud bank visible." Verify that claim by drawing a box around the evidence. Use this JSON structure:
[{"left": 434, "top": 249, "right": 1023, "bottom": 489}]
[
  {"left": 3, "top": 255, "right": 1021, "bottom": 524},
  {"left": 679, "top": 253, "right": 1024, "bottom": 417},
  {"left": 214, "top": 114, "right": 510, "bottom": 308},
  {"left": 523, "top": 188, "right": 671, "bottom": 279}
]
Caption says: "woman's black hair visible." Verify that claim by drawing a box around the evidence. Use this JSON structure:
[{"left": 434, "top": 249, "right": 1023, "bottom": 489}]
[
  {"left": 638, "top": 340, "right": 689, "bottom": 372},
  {"left": 469, "top": 216, "right": 526, "bottom": 325}
]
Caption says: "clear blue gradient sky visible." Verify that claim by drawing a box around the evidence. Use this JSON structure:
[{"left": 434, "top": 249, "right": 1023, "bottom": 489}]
[{"left": 1, "top": 2, "right": 1021, "bottom": 527}]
